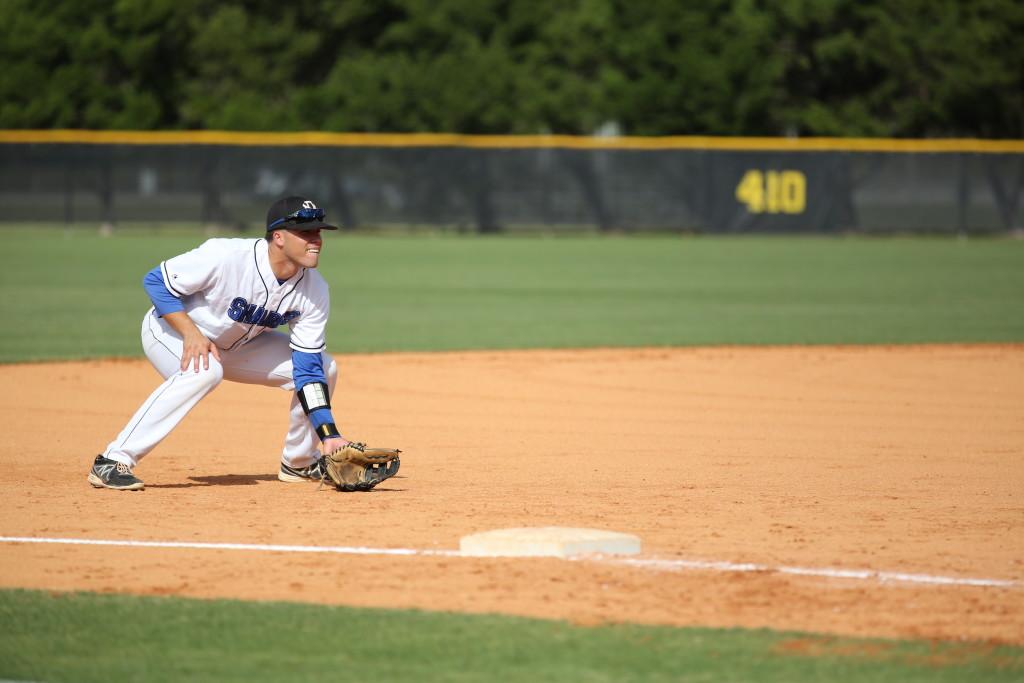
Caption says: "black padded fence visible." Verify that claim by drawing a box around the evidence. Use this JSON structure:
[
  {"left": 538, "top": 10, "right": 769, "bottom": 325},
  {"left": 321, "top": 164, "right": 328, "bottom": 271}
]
[{"left": 0, "top": 133, "right": 1021, "bottom": 234}]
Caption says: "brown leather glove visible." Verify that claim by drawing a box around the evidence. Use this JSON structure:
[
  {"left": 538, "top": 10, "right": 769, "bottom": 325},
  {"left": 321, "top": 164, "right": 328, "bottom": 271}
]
[{"left": 322, "top": 442, "right": 401, "bottom": 492}]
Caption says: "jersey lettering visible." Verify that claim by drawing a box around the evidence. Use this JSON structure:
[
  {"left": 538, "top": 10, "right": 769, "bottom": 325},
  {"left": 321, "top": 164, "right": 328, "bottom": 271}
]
[
  {"left": 226, "top": 296, "right": 299, "bottom": 328},
  {"left": 243, "top": 304, "right": 265, "bottom": 324},
  {"left": 227, "top": 297, "right": 247, "bottom": 320}
]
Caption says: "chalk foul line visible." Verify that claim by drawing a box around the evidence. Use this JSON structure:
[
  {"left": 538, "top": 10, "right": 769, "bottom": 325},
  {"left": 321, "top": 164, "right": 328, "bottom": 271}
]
[
  {"left": 1, "top": 536, "right": 1017, "bottom": 589},
  {"left": 581, "top": 556, "right": 1019, "bottom": 588},
  {"left": 0, "top": 536, "right": 457, "bottom": 557}
]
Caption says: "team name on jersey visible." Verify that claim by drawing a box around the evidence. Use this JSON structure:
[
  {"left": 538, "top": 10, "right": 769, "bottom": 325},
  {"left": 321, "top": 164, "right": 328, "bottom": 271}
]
[{"left": 227, "top": 297, "right": 301, "bottom": 328}]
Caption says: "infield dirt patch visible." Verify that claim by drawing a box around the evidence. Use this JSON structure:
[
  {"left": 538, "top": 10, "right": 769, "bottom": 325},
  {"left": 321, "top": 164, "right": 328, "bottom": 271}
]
[{"left": 1, "top": 345, "right": 1022, "bottom": 644}]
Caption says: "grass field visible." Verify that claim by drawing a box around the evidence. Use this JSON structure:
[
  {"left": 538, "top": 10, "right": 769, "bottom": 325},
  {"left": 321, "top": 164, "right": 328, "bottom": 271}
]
[
  {"left": 2, "top": 228, "right": 1023, "bottom": 681},
  {"left": 2, "top": 590, "right": 1021, "bottom": 683},
  {"left": 0, "top": 229, "right": 1022, "bottom": 361}
]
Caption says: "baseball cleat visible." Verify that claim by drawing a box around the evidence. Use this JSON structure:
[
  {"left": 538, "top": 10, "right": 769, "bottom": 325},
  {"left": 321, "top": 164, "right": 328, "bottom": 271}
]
[
  {"left": 278, "top": 457, "right": 328, "bottom": 483},
  {"left": 87, "top": 455, "right": 144, "bottom": 490}
]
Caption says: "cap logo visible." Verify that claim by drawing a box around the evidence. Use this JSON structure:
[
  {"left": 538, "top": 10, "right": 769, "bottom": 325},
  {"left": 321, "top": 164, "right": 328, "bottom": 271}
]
[{"left": 302, "top": 200, "right": 317, "bottom": 209}]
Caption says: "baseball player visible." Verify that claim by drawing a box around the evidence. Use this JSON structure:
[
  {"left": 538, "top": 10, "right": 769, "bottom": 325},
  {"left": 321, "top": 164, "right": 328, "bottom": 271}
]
[{"left": 87, "top": 195, "right": 399, "bottom": 491}]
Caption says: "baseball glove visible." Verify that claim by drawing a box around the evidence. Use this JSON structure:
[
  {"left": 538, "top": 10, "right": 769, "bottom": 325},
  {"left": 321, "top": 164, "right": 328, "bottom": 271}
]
[{"left": 322, "top": 442, "right": 401, "bottom": 492}]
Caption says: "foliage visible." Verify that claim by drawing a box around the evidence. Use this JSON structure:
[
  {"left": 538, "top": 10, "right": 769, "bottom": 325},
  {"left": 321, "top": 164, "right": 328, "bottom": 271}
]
[{"left": 0, "top": 0, "right": 1021, "bottom": 137}]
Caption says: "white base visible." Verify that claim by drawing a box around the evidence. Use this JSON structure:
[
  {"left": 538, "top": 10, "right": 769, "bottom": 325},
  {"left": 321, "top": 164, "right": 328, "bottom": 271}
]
[{"left": 459, "top": 526, "right": 641, "bottom": 558}]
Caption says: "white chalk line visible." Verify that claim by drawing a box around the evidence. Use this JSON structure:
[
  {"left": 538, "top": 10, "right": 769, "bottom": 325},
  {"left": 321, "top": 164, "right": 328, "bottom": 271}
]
[
  {"left": 0, "top": 535, "right": 455, "bottom": 557},
  {"left": 1, "top": 536, "right": 1017, "bottom": 589},
  {"left": 583, "top": 556, "right": 1019, "bottom": 588}
]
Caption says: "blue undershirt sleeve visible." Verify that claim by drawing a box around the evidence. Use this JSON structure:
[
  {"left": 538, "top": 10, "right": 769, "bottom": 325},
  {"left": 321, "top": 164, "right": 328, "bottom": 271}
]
[
  {"left": 293, "top": 350, "right": 339, "bottom": 441},
  {"left": 143, "top": 267, "right": 185, "bottom": 317},
  {"left": 292, "top": 350, "right": 325, "bottom": 389}
]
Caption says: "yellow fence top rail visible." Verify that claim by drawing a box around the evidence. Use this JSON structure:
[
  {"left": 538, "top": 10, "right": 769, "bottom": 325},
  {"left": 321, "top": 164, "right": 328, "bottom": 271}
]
[{"left": 1, "top": 129, "right": 1022, "bottom": 153}]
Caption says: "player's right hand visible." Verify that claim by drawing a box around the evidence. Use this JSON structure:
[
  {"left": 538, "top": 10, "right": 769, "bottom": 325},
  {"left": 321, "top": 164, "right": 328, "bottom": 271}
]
[
  {"left": 180, "top": 332, "right": 222, "bottom": 373},
  {"left": 161, "top": 310, "right": 222, "bottom": 373}
]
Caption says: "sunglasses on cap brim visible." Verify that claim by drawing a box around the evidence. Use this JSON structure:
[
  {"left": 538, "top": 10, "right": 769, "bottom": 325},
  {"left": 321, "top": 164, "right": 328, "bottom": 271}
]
[{"left": 268, "top": 208, "right": 326, "bottom": 229}]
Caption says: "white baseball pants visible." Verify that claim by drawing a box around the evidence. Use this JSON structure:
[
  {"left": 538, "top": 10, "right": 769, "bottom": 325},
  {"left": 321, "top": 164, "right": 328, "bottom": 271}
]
[{"left": 104, "top": 309, "right": 337, "bottom": 469}]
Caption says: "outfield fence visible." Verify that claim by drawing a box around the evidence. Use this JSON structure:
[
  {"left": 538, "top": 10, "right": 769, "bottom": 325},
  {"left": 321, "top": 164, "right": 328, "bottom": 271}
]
[{"left": 1, "top": 131, "right": 1022, "bottom": 235}]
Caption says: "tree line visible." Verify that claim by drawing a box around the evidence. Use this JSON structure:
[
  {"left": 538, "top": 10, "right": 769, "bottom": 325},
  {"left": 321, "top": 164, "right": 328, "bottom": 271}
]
[{"left": 1, "top": 0, "right": 1021, "bottom": 139}]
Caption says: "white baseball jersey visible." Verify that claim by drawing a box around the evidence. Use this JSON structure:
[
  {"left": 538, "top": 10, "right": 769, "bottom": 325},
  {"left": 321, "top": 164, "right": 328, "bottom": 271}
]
[
  {"left": 104, "top": 237, "right": 337, "bottom": 470},
  {"left": 159, "top": 238, "right": 330, "bottom": 353}
]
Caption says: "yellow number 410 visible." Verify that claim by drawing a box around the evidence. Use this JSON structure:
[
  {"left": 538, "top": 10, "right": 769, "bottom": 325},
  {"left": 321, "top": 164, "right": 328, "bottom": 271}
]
[{"left": 735, "top": 170, "right": 807, "bottom": 214}]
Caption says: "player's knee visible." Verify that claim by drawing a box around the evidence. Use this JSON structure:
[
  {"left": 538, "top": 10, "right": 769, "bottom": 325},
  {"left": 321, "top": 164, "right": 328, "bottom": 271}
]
[
  {"left": 189, "top": 359, "right": 224, "bottom": 390},
  {"left": 324, "top": 355, "right": 338, "bottom": 388},
  {"left": 208, "top": 360, "right": 225, "bottom": 385}
]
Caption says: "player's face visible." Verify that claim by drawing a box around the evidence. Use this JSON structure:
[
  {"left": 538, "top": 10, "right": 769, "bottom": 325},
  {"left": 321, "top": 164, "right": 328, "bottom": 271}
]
[{"left": 282, "top": 228, "right": 324, "bottom": 268}]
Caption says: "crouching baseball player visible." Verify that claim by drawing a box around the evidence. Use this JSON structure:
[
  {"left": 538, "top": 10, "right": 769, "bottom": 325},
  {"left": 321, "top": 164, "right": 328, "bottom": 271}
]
[{"left": 88, "top": 195, "right": 400, "bottom": 492}]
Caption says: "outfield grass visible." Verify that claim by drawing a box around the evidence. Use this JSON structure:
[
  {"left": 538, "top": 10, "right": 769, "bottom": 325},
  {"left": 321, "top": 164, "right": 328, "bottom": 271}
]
[
  {"left": 1, "top": 229, "right": 1022, "bottom": 362},
  {"left": 1, "top": 589, "right": 1020, "bottom": 683}
]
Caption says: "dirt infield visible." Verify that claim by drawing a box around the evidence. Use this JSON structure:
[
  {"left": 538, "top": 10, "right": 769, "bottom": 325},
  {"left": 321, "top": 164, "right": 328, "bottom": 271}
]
[{"left": 2, "top": 345, "right": 1022, "bottom": 644}]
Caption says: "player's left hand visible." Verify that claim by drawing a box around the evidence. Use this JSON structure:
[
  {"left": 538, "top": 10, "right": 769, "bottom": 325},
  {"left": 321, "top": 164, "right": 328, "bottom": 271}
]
[
  {"left": 321, "top": 436, "right": 350, "bottom": 454},
  {"left": 322, "top": 442, "right": 401, "bottom": 492}
]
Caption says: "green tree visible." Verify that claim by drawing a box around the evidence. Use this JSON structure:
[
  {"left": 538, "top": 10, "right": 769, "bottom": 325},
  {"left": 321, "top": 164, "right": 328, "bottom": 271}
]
[
  {"left": 311, "top": 0, "right": 528, "bottom": 133},
  {"left": 605, "top": 0, "right": 786, "bottom": 136},
  {"left": 0, "top": 0, "right": 197, "bottom": 129},
  {"left": 180, "top": 4, "right": 320, "bottom": 130},
  {"left": 0, "top": 0, "right": 1020, "bottom": 137},
  {"left": 775, "top": 0, "right": 1024, "bottom": 137}
]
